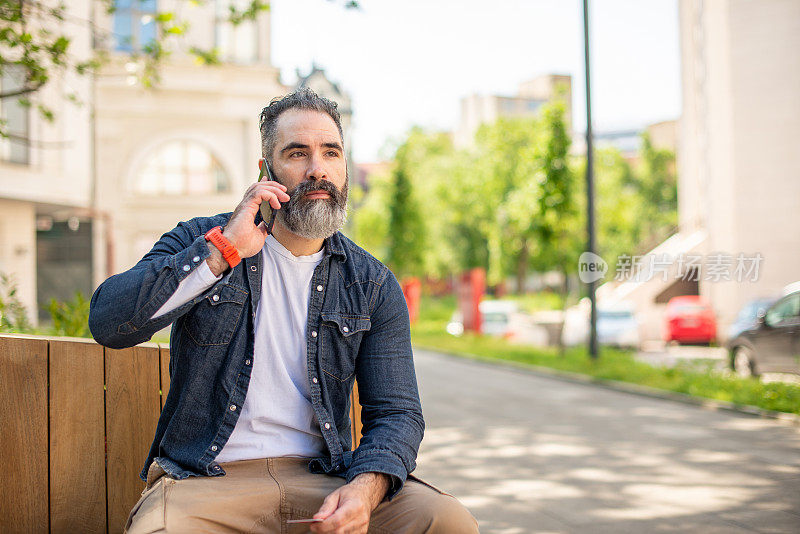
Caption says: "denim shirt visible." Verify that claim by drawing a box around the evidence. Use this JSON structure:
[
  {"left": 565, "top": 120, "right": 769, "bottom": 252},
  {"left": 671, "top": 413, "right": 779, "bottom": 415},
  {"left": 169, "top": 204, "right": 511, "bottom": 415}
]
[{"left": 88, "top": 212, "right": 424, "bottom": 499}]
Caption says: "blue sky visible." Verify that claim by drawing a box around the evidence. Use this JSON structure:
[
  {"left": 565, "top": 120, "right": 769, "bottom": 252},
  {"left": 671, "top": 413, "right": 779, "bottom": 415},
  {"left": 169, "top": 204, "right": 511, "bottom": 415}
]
[{"left": 271, "top": 0, "right": 681, "bottom": 161}]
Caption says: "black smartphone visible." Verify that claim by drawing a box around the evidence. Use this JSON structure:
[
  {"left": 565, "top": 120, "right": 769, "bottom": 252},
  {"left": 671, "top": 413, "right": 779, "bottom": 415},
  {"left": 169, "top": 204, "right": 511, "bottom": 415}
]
[{"left": 257, "top": 159, "right": 282, "bottom": 234}]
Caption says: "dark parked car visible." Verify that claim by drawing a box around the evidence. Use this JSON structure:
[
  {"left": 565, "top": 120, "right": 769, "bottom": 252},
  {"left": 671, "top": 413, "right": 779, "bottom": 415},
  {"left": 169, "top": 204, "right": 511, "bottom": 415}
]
[
  {"left": 727, "top": 283, "right": 800, "bottom": 377},
  {"left": 727, "top": 297, "right": 777, "bottom": 340}
]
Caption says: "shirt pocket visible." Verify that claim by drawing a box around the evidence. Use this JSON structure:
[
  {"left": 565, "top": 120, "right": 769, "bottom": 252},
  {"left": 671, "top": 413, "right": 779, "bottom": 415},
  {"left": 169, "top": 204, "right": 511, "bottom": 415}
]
[
  {"left": 320, "top": 312, "right": 370, "bottom": 381},
  {"left": 185, "top": 283, "right": 248, "bottom": 346}
]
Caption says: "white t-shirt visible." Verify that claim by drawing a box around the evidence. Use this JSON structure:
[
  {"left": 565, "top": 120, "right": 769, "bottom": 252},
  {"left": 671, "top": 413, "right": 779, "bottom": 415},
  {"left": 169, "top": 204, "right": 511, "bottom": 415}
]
[{"left": 152, "top": 235, "right": 326, "bottom": 462}]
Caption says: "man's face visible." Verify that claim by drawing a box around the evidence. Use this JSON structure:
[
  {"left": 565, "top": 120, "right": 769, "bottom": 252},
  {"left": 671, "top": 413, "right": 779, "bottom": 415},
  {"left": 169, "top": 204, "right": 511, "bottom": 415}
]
[{"left": 269, "top": 109, "right": 348, "bottom": 239}]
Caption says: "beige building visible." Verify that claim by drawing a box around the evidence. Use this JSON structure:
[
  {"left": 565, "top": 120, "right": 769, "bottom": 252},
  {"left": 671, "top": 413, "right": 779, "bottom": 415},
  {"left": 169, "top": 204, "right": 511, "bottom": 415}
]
[
  {"left": 454, "top": 74, "right": 572, "bottom": 148},
  {"left": 0, "top": 1, "right": 332, "bottom": 323},
  {"left": 601, "top": 0, "right": 800, "bottom": 342},
  {"left": 0, "top": 1, "right": 95, "bottom": 322}
]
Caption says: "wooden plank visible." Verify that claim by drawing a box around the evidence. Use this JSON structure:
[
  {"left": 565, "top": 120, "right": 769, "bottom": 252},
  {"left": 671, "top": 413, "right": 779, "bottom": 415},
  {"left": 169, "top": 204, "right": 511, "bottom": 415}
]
[
  {"left": 350, "top": 387, "right": 356, "bottom": 448},
  {"left": 105, "top": 345, "right": 161, "bottom": 534},
  {"left": 49, "top": 339, "right": 106, "bottom": 534},
  {"left": 0, "top": 335, "right": 49, "bottom": 533},
  {"left": 159, "top": 345, "right": 170, "bottom": 411},
  {"left": 351, "top": 381, "right": 362, "bottom": 449}
]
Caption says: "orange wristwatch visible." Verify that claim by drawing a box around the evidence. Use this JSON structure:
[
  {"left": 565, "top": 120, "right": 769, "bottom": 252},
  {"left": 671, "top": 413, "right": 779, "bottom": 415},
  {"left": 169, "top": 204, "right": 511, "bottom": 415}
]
[{"left": 204, "top": 226, "right": 241, "bottom": 268}]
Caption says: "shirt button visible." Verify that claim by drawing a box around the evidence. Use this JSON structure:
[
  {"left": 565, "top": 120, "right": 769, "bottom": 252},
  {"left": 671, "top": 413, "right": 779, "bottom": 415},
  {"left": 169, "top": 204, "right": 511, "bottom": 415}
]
[
  {"left": 182, "top": 265, "right": 190, "bottom": 272},
  {"left": 245, "top": 359, "right": 251, "bottom": 365},
  {"left": 312, "top": 377, "right": 318, "bottom": 384},
  {"left": 324, "top": 422, "right": 331, "bottom": 430},
  {"left": 192, "top": 256, "right": 200, "bottom": 263},
  {"left": 214, "top": 466, "right": 220, "bottom": 471},
  {"left": 316, "top": 285, "right": 323, "bottom": 292},
  {"left": 212, "top": 294, "right": 220, "bottom": 302},
  {"left": 250, "top": 265, "right": 257, "bottom": 271},
  {"left": 342, "top": 326, "right": 349, "bottom": 333},
  {"left": 211, "top": 445, "right": 218, "bottom": 451},
  {"left": 311, "top": 331, "right": 317, "bottom": 338},
  {"left": 229, "top": 405, "right": 236, "bottom": 411}
]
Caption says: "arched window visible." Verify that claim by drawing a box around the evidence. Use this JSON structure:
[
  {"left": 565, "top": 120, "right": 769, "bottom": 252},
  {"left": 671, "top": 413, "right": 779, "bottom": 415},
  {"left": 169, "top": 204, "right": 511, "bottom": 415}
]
[{"left": 134, "top": 141, "right": 230, "bottom": 195}]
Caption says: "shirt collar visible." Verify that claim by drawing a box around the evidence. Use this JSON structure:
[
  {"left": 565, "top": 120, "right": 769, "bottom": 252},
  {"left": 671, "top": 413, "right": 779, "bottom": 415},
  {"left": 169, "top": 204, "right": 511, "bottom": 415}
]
[{"left": 324, "top": 232, "right": 347, "bottom": 261}]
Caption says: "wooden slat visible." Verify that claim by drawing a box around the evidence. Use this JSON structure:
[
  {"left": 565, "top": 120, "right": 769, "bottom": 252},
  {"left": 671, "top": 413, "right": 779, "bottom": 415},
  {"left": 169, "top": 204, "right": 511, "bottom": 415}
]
[
  {"left": 159, "top": 345, "right": 170, "bottom": 411},
  {"left": 49, "top": 339, "right": 106, "bottom": 534},
  {"left": 0, "top": 336, "right": 49, "bottom": 533},
  {"left": 351, "top": 381, "right": 362, "bottom": 449},
  {"left": 350, "top": 387, "right": 356, "bottom": 448},
  {"left": 105, "top": 345, "right": 161, "bottom": 534}
]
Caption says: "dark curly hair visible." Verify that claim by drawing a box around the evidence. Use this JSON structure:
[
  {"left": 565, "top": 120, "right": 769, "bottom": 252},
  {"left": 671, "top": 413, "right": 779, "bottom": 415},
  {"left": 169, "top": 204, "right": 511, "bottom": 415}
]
[{"left": 259, "top": 88, "right": 344, "bottom": 164}]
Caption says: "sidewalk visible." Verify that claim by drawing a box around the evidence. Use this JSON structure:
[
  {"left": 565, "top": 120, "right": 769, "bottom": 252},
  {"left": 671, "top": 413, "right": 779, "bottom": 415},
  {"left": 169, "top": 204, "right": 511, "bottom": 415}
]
[{"left": 412, "top": 348, "right": 800, "bottom": 533}]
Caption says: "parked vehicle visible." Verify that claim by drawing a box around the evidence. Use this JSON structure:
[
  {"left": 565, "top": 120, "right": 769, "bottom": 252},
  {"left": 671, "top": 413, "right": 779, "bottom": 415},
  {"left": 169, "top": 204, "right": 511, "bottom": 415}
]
[
  {"left": 727, "top": 283, "right": 800, "bottom": 376},
  {"left": 664, "top": 295, "right": 717, "bottom": 345},
  {"left": 727, "top": 297, "right": 777, "bottom": 340},
  {"left": 447, "top": 300, "right": 519, "bottom": 337},
  {"left": 597, "top": 305, "right": 640, "bottom": 349},
  {"left": 560, "top": 300, "right": 639, "bottom": 349},
  {"left": 480, "top": 300, "right": 519, "bottom": 337}
]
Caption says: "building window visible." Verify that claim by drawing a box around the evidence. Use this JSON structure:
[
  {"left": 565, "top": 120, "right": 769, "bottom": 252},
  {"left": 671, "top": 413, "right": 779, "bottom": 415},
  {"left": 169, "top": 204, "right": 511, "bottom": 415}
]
[
  {"left": 134, "top": 141, "right": 230, "bottom": 196},
  {"left": 113, "top": 0, "right": 158, "bottom": 52},
  {"left": 215, "top": 0, "right": 258, "bottom": 64},
  {"left": 0, "top": 65, "right": 30, "bottom": 164}
]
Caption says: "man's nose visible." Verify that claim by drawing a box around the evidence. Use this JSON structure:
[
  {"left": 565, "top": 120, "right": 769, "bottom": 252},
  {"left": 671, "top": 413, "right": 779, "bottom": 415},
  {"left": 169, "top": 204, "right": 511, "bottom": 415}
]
[{"left": 305, "top": 154, "right": 328, "bottom": 182}]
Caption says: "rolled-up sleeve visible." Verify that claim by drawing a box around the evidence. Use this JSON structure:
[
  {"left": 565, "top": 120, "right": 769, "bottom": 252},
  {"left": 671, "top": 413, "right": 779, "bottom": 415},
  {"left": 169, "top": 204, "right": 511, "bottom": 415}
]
[{"left": 89, "top": 218, "right": 227, "bottom": 349}]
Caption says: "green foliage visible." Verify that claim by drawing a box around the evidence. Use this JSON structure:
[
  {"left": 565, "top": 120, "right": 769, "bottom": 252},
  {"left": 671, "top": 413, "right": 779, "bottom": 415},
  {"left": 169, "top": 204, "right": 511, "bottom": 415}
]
[
  {"left": 634, "top": 132, "right": 679, "bottom": 248},
  {"left": 47, "top": 292, "right": 91, "bottom": 338},
  {"left": 0, "top": 270, "right": 92, "bottom": 337},
  {"left": 504, "top": 291, "right": 565, "bottom": 313},
  {"left": 386, "top": 136, "right": 427, "bottom": 278},
  {"left": 353, "top": 92, "right": 676, "bottom": 294},
  {"left": 0, "top": 272, "right": 32, "bottom": 332},
  {"left": 351, "top": 173, "right": 392, "bottom": 262},
  {"left": 412, "top": 297, "right": 800, "bottom": 416}
]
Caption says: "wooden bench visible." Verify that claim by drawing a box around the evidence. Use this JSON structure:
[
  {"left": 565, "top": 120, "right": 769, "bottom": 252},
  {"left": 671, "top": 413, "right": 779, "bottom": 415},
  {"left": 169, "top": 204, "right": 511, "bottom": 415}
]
[{"left": 1, "top": 334, "right": 363, "bottom": 534}]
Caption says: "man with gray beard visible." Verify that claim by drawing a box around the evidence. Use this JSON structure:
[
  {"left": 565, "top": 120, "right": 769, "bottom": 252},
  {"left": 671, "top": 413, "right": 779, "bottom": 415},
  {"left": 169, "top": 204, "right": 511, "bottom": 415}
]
[{"left": 89, "top": 88, "right": 477, "bottom": 534}]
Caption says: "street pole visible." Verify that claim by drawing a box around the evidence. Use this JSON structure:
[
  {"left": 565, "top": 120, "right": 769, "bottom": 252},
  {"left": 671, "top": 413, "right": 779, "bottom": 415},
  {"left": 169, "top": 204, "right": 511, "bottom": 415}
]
[{"left": 583, "top": 0, "right": 599, "bottom": 359}]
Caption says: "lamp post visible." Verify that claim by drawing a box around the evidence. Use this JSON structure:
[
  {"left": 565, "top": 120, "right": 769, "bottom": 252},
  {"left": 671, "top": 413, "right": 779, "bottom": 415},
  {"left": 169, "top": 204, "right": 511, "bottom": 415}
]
[{"left": 583, "top": 0, "right": 599, "bottom": 359}]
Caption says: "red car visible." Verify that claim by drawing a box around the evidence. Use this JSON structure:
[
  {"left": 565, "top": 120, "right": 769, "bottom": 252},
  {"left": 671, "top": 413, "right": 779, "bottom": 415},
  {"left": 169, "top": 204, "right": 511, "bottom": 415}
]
[{"left": 664, "top": 295, "right": 718, "bottom": 344}]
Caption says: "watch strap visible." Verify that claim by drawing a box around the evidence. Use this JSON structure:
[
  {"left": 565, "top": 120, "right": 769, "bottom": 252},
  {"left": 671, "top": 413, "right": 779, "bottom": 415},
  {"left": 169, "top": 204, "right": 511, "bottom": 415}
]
[{"left": 204, "top": 226, "right": 241, "bottom": 268}]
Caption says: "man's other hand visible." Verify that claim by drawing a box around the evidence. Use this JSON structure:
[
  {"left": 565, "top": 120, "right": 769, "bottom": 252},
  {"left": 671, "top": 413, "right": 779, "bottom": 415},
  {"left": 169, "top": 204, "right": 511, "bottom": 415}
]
[{"left": 310, "top": 472, "right": 390, "bottom": 534}]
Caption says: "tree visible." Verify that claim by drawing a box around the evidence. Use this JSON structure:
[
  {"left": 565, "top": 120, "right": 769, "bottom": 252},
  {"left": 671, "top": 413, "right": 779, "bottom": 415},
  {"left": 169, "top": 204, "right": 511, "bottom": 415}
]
[
  {"left": 0, "top": 0, "right": 356, "bottom": 141},
  {"left": 516, "top": 96, "right": 580, "bottom": 295},
  {"left": 633, "top": 132, "right": 678, "bottom": 250},
  {"left": 471, "top": 116, "right": 543, "bottom": 287},
  {"left": 385, "top": 133, "right": 427, "bottom": 279}
]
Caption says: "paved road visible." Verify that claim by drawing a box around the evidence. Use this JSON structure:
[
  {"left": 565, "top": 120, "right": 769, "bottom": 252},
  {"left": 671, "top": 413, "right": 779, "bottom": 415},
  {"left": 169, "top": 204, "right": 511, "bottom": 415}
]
[{"left": 411, "top": 348, "right": 800, "bottom": 533}]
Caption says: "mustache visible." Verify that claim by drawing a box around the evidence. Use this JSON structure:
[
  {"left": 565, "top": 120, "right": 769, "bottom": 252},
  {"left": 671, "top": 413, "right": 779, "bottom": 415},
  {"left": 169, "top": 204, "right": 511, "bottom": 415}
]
[{"left": 287, "top": 179, "right": 347, "bottom": 208}]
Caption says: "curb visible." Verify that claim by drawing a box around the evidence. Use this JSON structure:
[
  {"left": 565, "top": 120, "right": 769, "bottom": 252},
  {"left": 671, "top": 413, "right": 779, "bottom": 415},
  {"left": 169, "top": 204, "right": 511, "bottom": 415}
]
[{"left": 413, "top": 344, "right": 800, "bottom": 427}]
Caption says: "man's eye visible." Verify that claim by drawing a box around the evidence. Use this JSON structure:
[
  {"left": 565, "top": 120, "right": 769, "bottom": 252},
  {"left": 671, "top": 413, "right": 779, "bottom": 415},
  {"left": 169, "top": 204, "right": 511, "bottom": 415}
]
[
  {"left": 290, "top": 152, "right": 305, "bottom": 158},
  {"left": 326, "top": 151, "right": 340, "bottom": 157}
]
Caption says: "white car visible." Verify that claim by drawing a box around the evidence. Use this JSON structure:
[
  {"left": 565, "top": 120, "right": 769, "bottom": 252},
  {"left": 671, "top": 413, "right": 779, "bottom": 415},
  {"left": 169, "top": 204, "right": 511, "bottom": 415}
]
[
  {"left": 447, "top": 300, "right": 519, "bottom": 337},
  {"left": 562, "top": 300, "right": 640, "bottom": 349},
  {"left": 596, "top": 306, "right": 641, "bottom": 349}
]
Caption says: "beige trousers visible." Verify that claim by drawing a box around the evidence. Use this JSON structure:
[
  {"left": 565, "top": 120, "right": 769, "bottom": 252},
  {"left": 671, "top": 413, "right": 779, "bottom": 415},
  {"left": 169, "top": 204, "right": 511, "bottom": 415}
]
[{"left": 125, "top": 458, "right": 479, "bottom": 533}]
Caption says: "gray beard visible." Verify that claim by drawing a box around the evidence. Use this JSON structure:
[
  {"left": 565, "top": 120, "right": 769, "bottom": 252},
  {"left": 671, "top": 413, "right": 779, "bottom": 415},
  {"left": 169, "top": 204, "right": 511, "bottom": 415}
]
[{"left": 277, "top": 190, "right": 348, "bottom": 239}]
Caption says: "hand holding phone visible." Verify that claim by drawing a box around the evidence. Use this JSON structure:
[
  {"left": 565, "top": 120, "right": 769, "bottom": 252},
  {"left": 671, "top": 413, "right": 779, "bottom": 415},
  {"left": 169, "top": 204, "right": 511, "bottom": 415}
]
[{"left": 216, "top": 160, "right": 289, "bottom": 262}]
